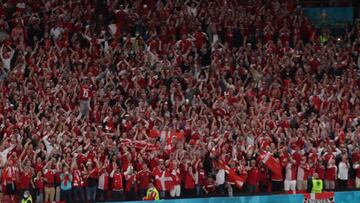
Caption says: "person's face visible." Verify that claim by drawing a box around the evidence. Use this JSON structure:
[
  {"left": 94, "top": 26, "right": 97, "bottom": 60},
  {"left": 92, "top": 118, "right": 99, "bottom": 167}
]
[
  {"left": 251, "top": 161, "right": 256, "bottom": 166},
  {"left": 159, "top": 161, "right": 164, "bottom": 169},
  {"left": 8, "top": 159, "right": 13, "bottom": 166},
  {"left": 87, "top": 164, "right": 93, "bottom": 170}
]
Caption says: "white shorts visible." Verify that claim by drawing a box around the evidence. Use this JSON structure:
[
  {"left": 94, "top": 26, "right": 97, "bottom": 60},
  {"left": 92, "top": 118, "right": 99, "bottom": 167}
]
[
  {"left": 170, "top": 185, "right": 181, "bottom": 197},
  {"left": 324, "top": 180, "right": 335, "bottom": 190},
  {"left": 284, "top": 180, "right": 296, "bottom": 191}
]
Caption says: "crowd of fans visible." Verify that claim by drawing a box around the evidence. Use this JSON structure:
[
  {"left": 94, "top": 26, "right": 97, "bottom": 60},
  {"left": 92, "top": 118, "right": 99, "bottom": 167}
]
[{"left": 0, "top": 0, "right": 360, "bottom": 202}]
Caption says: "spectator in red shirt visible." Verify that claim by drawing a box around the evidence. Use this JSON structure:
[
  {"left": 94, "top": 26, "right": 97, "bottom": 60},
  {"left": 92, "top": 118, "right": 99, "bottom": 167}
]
[
  {"left": 203, "top": 176, "right": 216, "bottom": 196},
  {"left": 71, "top": 162, "right": 86, "bottom": 202},
  {"left": 77, "top": 79, "right": 92, "bottom": 120},
  {"left": 86, "top": 160, "right": 99, "bottom": 201},
  {"left": 247, "top": 160, "right": 260, "bottom": 193},
  {"left": 195, "top": 162, "right": 206, "bottom": 197},
  {"left": 184, "top": 164, "right": 196, "bottom": 197},
  {"left": 137, "top": 163, "right": 152, "bottom": 198},
  {"left": 271, "top": 157, "right": 283, "bottom": 192},
  {"left": 34, "top": 171, "right": 46, "bottom": 203},
  {"left": 18, "top": 158, "right": 34, "bottom": 200},
  {"left": 259, "top": 164, "right": 269, "bottom": 193},
  {"left": 43, "top": 160, "right": 56, "bottom": 202},
  {"left": 124, "top": 165, "right": 138, "bottom": 200},
  {"left": 324, "top": 159, "right": 337, "bottom": 191},
  {"left": 110, "top": 163, "right": 124, "bottom": 200}
]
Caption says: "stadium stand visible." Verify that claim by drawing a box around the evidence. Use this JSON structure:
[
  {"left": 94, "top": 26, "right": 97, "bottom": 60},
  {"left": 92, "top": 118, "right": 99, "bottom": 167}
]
[{"left": 0, "top": 0, "right": 360, "bottom": 203}]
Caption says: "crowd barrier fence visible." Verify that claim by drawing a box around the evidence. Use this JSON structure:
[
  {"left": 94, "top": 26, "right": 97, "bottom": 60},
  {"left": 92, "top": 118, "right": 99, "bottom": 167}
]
[{"left": 101, "top": 190, "right": 360, "bottom": 203}]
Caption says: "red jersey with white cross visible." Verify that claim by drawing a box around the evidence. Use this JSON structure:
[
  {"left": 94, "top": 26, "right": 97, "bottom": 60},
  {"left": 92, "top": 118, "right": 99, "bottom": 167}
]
[{"left": 79, "top": 86, "right": 90, "bottom": 100}]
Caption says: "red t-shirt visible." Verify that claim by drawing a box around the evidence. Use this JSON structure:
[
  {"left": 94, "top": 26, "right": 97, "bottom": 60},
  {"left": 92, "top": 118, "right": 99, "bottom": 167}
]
[
  {"left": 35, "top": 163, "right": 43, "bottom": 174},
  {"left": 248, "top": 167, "right": 260, "bottom": 185},
  {"left": 271, "top": 168, "right": 283, "bottom": 181},
  {"left": 324, "top": 165, "right": 337, "bottom": 181},
  {"left": 44, "top": 169, "right": 56, "bottom": 186},
  {"left": 112, "top": 172, "right": 123, "bottom": 190},
  {"left": 197, "top": 169, "right": 206, "bottom": 186},
  {"left": 184, "top": 171, "right": 195, "bottom": 189},
  {"left": 35, "top": 177, "right": 44, "bottom": 190},
  {"left": 125, "top": 174, "right": 137, "bottom": 192},
  {"left": 89, "top": 167, "right": 99, "bottom": 179},
  {"left": 19, "top": 171, "right": 32, "bottom": 189},
  {"left": 137, "top": 170, "right": 152, "bottom": 190}
]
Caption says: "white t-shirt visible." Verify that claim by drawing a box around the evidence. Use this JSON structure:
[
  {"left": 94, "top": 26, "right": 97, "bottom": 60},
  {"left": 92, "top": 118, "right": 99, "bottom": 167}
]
[
  {"left": 216, "top": 169, "right": 225, "bottom": 185},
  {"left": 0, "top": 50, "right": 14, "bottom": 71},
  {"left": 0, "top": 145, "right": 15, "bottom": 167},
  {"left": 338, "top": 162, "right": 349, "bottom": 180}
]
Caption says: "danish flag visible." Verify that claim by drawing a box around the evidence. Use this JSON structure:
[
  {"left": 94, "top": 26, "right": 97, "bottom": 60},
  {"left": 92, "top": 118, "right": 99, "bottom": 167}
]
[
  {"left": 259, "top": 151, "right": 282, "bottom": 175},
  {"left": 154, "top": 170, "right": 174, "bottom": 191},
  {"left": 218, "top": 161, "right": 244, "bottom": 188}
]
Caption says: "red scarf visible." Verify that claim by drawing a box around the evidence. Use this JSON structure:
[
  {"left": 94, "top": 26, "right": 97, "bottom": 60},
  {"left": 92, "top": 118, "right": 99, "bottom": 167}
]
[
  {"left": 73, "top": 170, "right": 83, "bottom": 186},
  {"left": 63, "top": 174, "right": 70, "bottom": 186},
  {"left": 6, "top": 166, "right": 16, "bottom": 181}
]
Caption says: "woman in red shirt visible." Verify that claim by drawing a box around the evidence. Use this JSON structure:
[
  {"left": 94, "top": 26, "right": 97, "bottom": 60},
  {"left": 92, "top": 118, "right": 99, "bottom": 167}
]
[
  {"left": 34, "top": 171, "right": 46, "bottom": 203},
  {"left": 184, "top": 165, "right": 195, "bottom": 197},
  {"left": 18, "top": 160, "right": 34, "bottom": 200}
]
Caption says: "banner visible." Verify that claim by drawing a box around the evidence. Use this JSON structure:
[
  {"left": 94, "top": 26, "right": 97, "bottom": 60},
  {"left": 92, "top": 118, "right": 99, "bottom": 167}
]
[{"left": 303, "top": 192, "right": 334, "bottom": 203}]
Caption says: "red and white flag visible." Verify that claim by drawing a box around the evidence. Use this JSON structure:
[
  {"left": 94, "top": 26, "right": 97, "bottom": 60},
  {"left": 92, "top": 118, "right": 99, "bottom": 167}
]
[
  {"left": 154, "top": 170, "right": 174, "bottom": 191},
  {"left": 303, "top": 192, "right": 334, "bottom": 203},
  {"left": 133, "top": 140, "right": 158, "bottom": 151},
  {"left": 218, "top": 161, "right": 245, "bottom": 189},
  {"left": 259, "top": 152, "right": 282, "bottom": 175},
  {"left": 120, "top": 139, "right": 158, "bottom": 151}
]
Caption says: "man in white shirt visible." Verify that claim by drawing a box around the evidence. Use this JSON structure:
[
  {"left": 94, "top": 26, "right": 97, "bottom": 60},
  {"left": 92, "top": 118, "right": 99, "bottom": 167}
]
[
  {"left": 42, "top": 134, "right": 55, "bottom": 157},
  {"left": 0, "top": 143, "right": 15, "bottom": 192},
  {"left": 215, "top": 167, "right": 225, "bottom": 195},
  {"left": 338, "top": 155, "right": 349, "bottom": 190},
  {"left": 0, "top": 44, "right": 15, "bottom": 71},
  {"left": 0, "top": 144, "right": 16, "bottom": 168}
]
